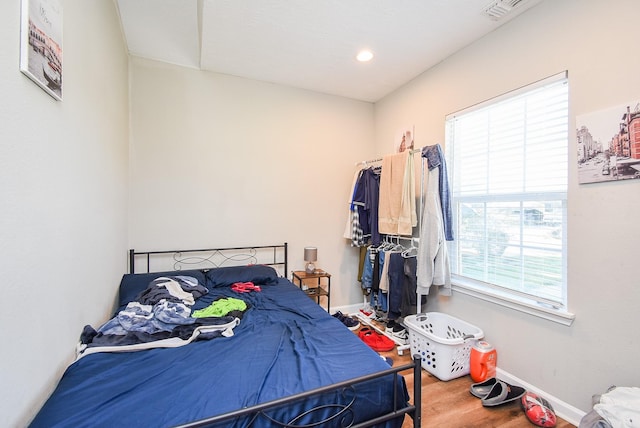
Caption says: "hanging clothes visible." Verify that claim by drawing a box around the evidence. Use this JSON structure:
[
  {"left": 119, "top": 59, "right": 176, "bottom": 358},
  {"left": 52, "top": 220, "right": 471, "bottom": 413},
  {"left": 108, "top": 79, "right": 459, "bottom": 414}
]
[
  {"left": 349, "top": 151, "right": 422, "bottom": 312},
  {"left": 361, "top": 246, "right": 388, "bottom": 312},
  {"left": 351, "top": 168, "right": 382, "bottom": 247},
  {"left": 401, "top": 256, "right": 420, "bottom": 316},
  {"left": 416, "top": 155, "right": 452, "bottom": 297},
  {"left": 357, "top": 246, "right": 367, "bottom": 282},
  {"left": 343, "top": 168, "right": 363, "bottom": 241},
  {"left": 421, "top": 144, "right": 454, "bottom": 241},
  {"left": 378, "top": 151, "right": 417, "bottom": 236},
  {"left": 386, "top": 252, "right": 405, "bottom": 320}
]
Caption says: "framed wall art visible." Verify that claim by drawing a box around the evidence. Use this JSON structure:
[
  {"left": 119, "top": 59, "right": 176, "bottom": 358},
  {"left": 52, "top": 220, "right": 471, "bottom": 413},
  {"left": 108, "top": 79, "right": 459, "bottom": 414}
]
[
  {"left": 20, "top": 0, "right": 63, "bottom": 101},
  {"left": 394, "top": 125, "right": 415, "bottom": 153},
  {"left": 577, "top": 101, "right": 640, "bottom": 184}
]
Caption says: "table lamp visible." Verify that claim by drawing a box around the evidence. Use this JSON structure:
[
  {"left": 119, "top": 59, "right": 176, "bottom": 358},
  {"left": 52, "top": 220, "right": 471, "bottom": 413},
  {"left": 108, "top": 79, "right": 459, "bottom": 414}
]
[{"left": 304, "top": 247, "right": 317, "bottom": 274}]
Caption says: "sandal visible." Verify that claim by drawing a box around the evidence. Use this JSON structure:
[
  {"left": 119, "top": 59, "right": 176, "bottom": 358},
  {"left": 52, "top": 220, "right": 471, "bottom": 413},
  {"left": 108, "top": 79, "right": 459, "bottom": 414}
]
[
  {"left": 470, "top": 377, "right": 499, "bottom": 398},
  {"left": 481, "top": 380, "right": 526, "bottom": 407}
]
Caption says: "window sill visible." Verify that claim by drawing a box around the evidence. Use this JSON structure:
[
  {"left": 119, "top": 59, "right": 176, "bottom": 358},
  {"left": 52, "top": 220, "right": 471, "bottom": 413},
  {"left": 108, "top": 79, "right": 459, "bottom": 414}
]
[{"left": 451, "top": 278, "right": 576, "bottom": 326}]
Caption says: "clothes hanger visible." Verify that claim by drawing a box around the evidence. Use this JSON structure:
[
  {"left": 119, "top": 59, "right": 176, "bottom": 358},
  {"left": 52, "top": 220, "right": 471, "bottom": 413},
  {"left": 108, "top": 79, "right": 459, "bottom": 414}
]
[
  {"left": 401, "top": 238, "right": 419, "bottom": 258},
  {"left": 401, "top": 246, "right": 418, "bottom": 258}
]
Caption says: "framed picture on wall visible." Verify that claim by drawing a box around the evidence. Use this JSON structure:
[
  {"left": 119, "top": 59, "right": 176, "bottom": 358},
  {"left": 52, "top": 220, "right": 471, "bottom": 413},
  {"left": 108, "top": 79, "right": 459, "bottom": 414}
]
[
  {"left": 20, "top": 0, "right": 63, "bottom": 101},
  {"left": 577, "top": 101, "right": 640, "bottom": 184},
  {"left": 395, "top": 126, "right": 415, "bottom": 153}
]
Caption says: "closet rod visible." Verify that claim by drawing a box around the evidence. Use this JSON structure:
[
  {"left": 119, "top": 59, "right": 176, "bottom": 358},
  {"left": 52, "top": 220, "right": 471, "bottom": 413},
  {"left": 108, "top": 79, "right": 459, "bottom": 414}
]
[
  {"left": 381, "top": 235, "right": 420, "bottom": 242},
  {"left": 355, "top": 147, "right": 422, "bottom": 167}
]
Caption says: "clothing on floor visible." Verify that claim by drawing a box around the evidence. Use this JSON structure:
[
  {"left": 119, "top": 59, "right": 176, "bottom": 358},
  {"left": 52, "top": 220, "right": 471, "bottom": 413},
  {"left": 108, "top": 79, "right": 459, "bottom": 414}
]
[{"left": 593, "top": 387, "right": 640, "bottom": 428}]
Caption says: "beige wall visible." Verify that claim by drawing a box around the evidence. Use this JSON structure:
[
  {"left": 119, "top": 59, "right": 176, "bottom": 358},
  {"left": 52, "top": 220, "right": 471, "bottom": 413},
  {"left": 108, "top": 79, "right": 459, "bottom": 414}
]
[
  {"left": 375, "top": 0, "right": 640, "bottom": 417},
  {"left": 0, "top": 1, "right": 129, "bottom": 426},
  {"left": 128, "top": 57, "right": 375, "bottom": 308}
]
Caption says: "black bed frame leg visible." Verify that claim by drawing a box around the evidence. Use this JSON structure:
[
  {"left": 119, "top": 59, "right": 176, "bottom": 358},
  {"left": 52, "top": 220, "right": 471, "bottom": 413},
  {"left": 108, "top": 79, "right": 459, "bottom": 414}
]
[
  {"left": 413, "top": 354, "right": 422, "bottom": 428},
  {"left": 129, "top": 249, "right": 135, "bottom": 274}
]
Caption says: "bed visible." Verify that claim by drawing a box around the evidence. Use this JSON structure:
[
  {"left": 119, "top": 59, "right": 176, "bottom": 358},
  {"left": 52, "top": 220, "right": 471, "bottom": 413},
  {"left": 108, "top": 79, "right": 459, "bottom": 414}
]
[{"left": 30, "top": 243, "right": 421, "bottom": 428}]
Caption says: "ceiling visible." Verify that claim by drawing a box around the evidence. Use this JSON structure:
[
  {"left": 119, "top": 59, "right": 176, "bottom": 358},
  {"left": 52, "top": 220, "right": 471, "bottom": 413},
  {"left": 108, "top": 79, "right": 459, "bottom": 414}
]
[{"left": 115, "top": 0, "right": 543, "bottom": 103}]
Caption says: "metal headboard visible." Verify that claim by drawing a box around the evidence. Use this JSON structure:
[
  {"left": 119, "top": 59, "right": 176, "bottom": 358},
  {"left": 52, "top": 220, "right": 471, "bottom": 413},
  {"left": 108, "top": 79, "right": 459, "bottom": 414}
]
[{"left": 129, "top": 243, "right": 288, "bottom": 276}]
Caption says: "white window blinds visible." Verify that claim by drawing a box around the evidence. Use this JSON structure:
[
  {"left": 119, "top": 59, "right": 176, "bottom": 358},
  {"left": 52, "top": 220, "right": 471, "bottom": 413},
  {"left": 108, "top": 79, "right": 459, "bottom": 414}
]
[{"left": 446, "top": 72, "right": 569, "bottom": 307}]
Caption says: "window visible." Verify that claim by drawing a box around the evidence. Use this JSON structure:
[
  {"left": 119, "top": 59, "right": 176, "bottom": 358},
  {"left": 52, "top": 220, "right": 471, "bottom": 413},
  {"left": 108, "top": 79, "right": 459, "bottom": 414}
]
[{"left": 445, "top": 72, "right": 573, "bottom": 324}]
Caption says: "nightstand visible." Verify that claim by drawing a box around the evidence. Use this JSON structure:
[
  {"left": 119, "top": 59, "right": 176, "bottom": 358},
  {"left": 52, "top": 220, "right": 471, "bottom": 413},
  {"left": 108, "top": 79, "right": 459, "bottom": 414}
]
[{"left": 291, "top": 270, "right": 331, "bottom": 312}]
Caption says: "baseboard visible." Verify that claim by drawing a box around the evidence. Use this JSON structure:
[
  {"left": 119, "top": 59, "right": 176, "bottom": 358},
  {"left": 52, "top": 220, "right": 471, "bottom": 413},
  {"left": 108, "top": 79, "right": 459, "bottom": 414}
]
[
  {"left": 331, "top": 303, "right": 363, "bottom": 316},
  {"left": 496, "top": 368, "right": 585, "bottom": 426}
]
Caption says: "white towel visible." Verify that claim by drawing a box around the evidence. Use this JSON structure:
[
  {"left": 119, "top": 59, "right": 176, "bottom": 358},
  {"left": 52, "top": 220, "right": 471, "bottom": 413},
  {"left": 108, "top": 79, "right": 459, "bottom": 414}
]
[
  {"left": 378, "top": 150, "right": 416, "bottom": 235},
  {"left": 398, "top": 151, "right": 417, "bottom": 235}
]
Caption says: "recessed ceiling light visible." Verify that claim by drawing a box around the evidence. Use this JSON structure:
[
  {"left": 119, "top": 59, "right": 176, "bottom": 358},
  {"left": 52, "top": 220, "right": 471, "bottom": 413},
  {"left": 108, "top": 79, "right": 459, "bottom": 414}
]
[{"left": 356, "top": 50, "right": 374, "bottom": 62}]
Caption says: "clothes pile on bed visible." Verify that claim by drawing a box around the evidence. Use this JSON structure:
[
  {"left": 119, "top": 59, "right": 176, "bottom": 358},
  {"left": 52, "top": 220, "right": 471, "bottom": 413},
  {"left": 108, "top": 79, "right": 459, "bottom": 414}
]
[{"left": 77, "top": 275, "right": 250, "bottom": 359}]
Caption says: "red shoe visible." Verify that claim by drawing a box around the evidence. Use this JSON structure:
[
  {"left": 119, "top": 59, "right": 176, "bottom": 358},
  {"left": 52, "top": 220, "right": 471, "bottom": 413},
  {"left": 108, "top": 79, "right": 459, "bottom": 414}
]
[
  {"left": 520, "top": 392, "right": 557, "bottom": 427},
  {"left": 358, "top": 327, "right": 395, "bottom": 352}
]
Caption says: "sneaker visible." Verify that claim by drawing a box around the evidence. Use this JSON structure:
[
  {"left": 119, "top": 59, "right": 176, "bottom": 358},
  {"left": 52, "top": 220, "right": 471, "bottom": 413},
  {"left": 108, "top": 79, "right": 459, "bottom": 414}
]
[
  {"left": 332, "top": 311, "right": 360, "bottom": 331},
  {"left": 385, "top": 320, "right": 397, "bottom": 334},
  {"left": 342, "top": 316, "right": 360, "bottom": 330},
  {"left": 391, "top": 324, "right": 408, "bottom": 343},
  {"left": 374, "top": 310, "right": 387, "bottom": 322},
  {"left": 358, "top": 327, "right": 395, "bottom": 352},
  {"left": 359, "top": 308, "right": 374, "bottom": 319}
]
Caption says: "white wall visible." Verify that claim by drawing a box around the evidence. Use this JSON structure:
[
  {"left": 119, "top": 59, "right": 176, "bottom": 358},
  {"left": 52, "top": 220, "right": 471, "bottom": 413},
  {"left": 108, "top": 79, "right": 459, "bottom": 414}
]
[
  {"left": 0, "top": 1, "right": 129, "bottom": 426},
  {"left": 128, "top": 57, "right": 375, "bottom": 308},
  {"left": 8, "top": 0, "right": 639, "bottom": 425},
  {"left": 375, "top": 0, "right": 640, "bottom": 416}
]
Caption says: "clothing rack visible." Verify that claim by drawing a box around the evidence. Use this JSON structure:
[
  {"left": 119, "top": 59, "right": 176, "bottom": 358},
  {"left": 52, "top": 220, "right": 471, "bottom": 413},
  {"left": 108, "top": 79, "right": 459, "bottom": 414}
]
[
  {"left": 355, "top": 147, "right": 422, "bottom": 167},
  {"left": 356, "top": 156, "right": 383, "bottom": 167},
  {"left": 352, "top": 146, "right": 427, "bottom": 302},
  {"left": 418, "top": 153, "right": 425, "bottom": 313},
  {"left": 350, "top": 144, "right": 446, "bottom": 349},
  {"left": 374, "top": 235, "right": 420, "bottom": 254}
]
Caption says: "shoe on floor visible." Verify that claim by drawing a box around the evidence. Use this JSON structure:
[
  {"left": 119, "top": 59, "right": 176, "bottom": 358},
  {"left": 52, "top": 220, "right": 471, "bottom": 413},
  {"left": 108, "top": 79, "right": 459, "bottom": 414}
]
[
  {"left": 470, "top": 377, "right": 499, "bottom": 398},
  {"left": 481, "top": 380, "right": 526, "bottom": 407},
  {"left": 520, "top": 392, "right": 557, "bottom": 427},
  {"left": 390, "top": 323, "right": 408, "bottom": 343},
  {"left": 358, "top": 327, "right": 395, "bottom": 352},
  {"left": 332, "top": 311, "right": 360, "bottom": 331},
  {"left": 385, "top": 320, "right": 397, "bottom": 333},
  {"left": 359, "top": 308, "right": 374, "bottom": 319}
]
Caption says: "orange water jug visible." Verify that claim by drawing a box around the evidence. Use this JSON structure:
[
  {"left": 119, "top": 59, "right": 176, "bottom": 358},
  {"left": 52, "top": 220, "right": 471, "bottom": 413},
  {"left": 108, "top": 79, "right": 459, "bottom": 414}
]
[{"left": 470, "top": 340, "right": 497, "bottom": 382}]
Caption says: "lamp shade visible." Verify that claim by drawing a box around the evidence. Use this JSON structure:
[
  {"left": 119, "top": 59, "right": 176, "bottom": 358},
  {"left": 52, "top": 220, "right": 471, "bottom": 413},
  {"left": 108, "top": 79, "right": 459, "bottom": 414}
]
[{"left": 304, "top": 247, "right": 317, "bottom": 262}]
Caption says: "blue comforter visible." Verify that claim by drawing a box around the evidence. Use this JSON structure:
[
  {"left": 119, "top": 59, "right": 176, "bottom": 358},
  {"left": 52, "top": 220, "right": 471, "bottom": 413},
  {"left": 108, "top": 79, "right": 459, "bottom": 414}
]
[{"left": 30, "top": 278, "right": 407, "bottom": 427}]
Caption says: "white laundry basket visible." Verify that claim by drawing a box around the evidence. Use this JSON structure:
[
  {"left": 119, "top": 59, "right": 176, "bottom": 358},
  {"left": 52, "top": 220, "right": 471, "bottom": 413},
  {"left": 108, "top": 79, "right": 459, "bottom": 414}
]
[{"left": 404, "top": 312, "right": 484, "bottom": 381}]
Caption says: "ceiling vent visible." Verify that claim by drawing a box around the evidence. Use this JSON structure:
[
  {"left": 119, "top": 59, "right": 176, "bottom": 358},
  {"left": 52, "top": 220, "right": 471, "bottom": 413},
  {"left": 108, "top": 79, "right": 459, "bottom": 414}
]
[{"left": 483, "top": 0, "right": 527, "bottom": 20}]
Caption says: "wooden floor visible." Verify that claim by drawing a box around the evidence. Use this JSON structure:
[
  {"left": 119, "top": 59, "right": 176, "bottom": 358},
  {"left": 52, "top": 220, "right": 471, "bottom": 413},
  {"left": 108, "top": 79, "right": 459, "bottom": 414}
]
[{"left": 377, "top": 344, "right": 576, "bottom": 428}]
